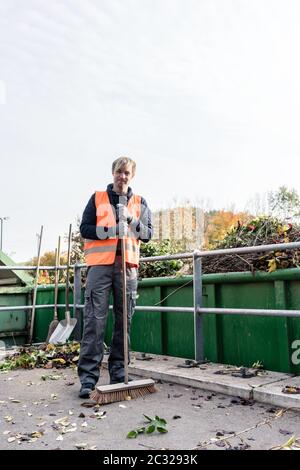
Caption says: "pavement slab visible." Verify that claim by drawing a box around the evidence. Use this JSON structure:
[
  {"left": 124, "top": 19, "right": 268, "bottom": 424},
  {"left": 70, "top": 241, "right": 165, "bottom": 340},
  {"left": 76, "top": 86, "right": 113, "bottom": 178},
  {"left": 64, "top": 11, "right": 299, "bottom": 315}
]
[{"left": 254, "top": 376, "right": 300, "bottom": 409}]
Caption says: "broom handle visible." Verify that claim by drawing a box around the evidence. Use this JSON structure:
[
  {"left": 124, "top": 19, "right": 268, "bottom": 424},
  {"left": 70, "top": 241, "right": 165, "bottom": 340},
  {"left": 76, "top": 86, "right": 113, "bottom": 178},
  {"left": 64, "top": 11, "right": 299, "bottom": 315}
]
[
  {"left": 121, "top": 237, "right": 129, "bottom": 385},
  {"left": 53, "top": 236, "right": 61, "bottom": 321},
  {"left": 65, "top": 224, "right": 72, "bottom": 325}
]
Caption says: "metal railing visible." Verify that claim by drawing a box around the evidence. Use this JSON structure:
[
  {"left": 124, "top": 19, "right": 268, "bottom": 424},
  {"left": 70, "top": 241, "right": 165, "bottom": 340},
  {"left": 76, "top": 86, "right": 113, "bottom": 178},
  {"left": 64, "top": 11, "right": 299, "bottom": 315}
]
[{"left": 1, "top": 241, "right": 300, "bottom": 359}]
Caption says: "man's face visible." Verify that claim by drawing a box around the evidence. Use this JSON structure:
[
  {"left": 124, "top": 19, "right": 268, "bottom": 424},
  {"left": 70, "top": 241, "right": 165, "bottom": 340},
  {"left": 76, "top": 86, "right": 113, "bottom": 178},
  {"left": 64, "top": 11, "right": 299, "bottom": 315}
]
[{"left": 112, "top": 164, "right": 134, "bottom": 194}]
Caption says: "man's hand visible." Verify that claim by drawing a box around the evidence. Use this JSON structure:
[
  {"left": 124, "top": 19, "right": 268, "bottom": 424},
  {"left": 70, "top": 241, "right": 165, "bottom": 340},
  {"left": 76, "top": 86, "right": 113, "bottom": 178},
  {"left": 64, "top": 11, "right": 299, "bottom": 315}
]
[
  {"left": 117, "top": 204, "right": 133, "bottom": 224},
  {"left": 117, "top": 220, "right": 129, "bottom": 238}
]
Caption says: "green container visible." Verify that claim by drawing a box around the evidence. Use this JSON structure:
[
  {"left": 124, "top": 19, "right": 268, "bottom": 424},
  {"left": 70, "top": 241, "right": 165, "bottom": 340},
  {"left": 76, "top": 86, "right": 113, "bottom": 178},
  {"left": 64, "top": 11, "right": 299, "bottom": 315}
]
[
  {"left": 0, "top": 287, "right": 31, "bottom": 346},
  {"left": 1, "top": 268, "right": 300, "bottom": 374}
]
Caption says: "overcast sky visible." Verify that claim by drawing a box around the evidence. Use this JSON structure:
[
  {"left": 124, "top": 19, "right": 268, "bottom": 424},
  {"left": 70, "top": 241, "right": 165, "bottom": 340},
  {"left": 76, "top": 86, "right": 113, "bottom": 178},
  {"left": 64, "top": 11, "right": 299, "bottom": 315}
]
[{"left": 1, "top": 0, "right": 300, "bottom": 261}]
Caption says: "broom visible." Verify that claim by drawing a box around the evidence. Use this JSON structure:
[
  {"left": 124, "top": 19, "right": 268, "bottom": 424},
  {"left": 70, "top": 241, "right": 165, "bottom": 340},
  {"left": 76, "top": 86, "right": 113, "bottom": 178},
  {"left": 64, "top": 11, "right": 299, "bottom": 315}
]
[
  {"left": 46, "top": 236, "right": 61, "bottom": 343},
  {"left": 91, "top": 208, "right": 156, "bottom": 404}
]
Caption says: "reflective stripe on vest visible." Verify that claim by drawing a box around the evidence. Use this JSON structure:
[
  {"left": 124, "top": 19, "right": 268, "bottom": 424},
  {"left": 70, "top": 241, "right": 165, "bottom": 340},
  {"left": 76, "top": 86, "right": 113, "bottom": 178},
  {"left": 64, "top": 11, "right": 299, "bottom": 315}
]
[{"left": 84, "top": 191, "right": 141, "bottom": 266}]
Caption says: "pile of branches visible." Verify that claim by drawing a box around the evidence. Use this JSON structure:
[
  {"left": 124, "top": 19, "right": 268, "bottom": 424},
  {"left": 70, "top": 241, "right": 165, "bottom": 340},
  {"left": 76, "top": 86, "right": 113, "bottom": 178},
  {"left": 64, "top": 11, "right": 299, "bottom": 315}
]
[{"left": 202, "top": 216, "right": 300, "bottom": 274}]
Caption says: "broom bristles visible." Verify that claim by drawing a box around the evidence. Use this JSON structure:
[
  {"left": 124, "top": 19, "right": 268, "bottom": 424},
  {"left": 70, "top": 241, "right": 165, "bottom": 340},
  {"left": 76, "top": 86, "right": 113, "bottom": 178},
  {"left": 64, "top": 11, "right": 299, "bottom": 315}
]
[{"left": 90, "top": 379, "right": 156, "bottom": 405}]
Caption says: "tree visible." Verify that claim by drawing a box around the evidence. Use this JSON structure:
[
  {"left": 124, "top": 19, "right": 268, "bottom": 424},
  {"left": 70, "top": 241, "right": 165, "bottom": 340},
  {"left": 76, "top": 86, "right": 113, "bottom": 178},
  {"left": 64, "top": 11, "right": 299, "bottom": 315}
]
[
  {"left": 268, "top": 186, "right": 300, "bottom": 221},
  {"left": 26, "top": 250, "right": 66, "bottom": 284},
  {"left": 204, "top": 210, "right": 250, "bottom": 249},
  {"left": 69, "top": 216, "right": 85, "bottom": 265}
]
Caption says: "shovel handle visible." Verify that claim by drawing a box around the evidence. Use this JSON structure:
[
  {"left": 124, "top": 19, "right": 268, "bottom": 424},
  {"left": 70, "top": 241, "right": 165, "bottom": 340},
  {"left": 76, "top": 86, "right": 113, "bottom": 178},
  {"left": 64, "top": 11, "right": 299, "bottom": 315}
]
[
  {"left": 54, "top": 236, "right": 61, "bottom": 320},
  {"left": 28, "top": 225, "right": 43, "bottom": 344},
  {"left": 65, "top": 224, "right": 72, "bottom": 315}
]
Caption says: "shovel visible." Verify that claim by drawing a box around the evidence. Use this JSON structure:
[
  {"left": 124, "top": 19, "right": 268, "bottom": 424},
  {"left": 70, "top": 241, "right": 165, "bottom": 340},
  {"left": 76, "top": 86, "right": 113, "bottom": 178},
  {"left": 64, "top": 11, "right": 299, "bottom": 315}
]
[
  {"left": 49, "top": 224, "right": 77, "bottom": 344},
  {"left": 46, "top": 236, "right": 61, "bottom": 343}
]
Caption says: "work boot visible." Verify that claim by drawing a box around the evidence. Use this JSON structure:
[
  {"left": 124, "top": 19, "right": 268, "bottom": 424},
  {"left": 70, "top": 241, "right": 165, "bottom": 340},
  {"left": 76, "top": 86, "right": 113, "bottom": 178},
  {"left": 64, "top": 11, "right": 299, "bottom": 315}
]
[{"left": 79, "top": 383, "right": 95, "bottom": 399}]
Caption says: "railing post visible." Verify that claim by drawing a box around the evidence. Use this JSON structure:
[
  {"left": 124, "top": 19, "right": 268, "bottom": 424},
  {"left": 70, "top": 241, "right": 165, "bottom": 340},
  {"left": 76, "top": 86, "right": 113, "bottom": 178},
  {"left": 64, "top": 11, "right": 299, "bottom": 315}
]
[
  {"left": 73, "top": 263, "right": 82, "bottom": 341},
  {"left": 193, "top": 250, "right": 204, "bottom": 362}
]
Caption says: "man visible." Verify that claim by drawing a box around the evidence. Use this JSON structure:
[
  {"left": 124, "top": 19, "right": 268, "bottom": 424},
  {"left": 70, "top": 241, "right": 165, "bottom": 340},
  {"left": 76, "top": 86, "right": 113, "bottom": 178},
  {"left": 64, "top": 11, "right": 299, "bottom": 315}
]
[{"left": 78, "top": 157, "right": 153, "bottom": 398}]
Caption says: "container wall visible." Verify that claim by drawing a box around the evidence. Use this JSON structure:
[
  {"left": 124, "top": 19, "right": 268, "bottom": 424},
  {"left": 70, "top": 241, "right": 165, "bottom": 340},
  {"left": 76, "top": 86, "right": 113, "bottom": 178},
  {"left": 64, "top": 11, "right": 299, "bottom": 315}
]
[{"left": 1, "top": 269, "right": 300, "bottom": 373}]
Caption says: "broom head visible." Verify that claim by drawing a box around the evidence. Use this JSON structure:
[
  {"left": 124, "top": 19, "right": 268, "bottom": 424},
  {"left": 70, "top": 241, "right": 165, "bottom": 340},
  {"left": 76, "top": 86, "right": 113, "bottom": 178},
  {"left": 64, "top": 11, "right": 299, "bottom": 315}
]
[{"left": 90, "top": 378, "right": 156, "bottom": 405}]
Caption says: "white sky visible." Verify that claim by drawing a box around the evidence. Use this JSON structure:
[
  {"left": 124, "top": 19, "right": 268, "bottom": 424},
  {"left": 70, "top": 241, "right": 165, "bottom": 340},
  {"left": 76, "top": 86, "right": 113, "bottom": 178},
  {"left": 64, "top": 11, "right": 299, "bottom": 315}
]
[{"left": 1, "top": 0, "right": 300, "bottom": 261}]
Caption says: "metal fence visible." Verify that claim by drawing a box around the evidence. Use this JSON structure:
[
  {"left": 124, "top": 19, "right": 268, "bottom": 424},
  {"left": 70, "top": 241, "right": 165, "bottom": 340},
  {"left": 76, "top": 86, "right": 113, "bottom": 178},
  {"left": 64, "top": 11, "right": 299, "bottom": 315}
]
[{"left": 1, "top": 240, "right": 300, "bottom": 360}]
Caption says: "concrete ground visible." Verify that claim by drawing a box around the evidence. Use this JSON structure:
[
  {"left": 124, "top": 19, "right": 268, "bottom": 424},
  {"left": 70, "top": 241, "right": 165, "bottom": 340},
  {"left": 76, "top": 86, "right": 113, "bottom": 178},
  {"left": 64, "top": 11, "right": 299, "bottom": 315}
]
[{"left": 0, "top": 361, "right": 300, "bottom": 451}]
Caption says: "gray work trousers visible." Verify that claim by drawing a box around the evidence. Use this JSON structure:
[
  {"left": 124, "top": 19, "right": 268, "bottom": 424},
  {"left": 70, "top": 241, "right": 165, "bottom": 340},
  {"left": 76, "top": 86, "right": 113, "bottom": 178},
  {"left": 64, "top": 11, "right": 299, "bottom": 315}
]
[{"left": 77, "top": 258, "right": 138, "bottom": 386}]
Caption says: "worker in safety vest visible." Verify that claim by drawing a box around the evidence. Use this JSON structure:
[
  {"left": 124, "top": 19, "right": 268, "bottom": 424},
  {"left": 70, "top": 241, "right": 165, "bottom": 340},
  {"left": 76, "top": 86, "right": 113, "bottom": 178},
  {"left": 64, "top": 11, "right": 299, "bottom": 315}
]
[{"left": 78, "top": 157, "right": 153, "bottom": 398}]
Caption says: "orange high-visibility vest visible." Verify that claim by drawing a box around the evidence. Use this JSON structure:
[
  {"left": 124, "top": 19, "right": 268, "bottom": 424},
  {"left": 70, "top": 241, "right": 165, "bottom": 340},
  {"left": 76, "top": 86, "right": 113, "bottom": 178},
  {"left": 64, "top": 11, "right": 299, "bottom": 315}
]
[{"left": 84, "top": 191, "right": 142, "bottom": 266}]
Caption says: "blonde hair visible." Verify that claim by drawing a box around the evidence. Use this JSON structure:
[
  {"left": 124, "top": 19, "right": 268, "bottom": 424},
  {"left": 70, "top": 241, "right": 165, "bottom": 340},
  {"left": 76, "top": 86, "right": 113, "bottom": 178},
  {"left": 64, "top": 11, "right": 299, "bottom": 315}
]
[{"left": 112, "top": 157, "right": 136, "bottom": 176}]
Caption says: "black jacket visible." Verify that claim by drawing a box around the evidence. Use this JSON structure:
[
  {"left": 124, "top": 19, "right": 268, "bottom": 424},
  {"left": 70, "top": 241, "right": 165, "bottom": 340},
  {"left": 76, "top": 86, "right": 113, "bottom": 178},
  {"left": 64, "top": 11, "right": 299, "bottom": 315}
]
[{"left": 80, "top": 184, "right": 153, "bottom": 243}]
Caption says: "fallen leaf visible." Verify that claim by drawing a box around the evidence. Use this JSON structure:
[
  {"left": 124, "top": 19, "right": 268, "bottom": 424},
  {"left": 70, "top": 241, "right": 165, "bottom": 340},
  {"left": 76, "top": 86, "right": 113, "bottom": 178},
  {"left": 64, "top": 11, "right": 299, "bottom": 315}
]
[
  {"left": 81, "top": 422, "right": 88, "bottom": 427},
  {"left": 3, "top": 431, "right": 10, "bottom": 435},
  {"left": 275, "top": 409, "right": 284, "bottom": 418},
  {"left": 54, "top": 417, "right": 70, "bottom": 427},
  {"left": 279, "top": 429, "right": 293, "bottom": 435},
  {"left": 75, "top": 442, "right": 88, "bottom": 449},
  {"left": 282, "top": 386, "right": 300, "bottom": 394},
  {"left": 41, "top": 374, "right": 62, "bottom": 381},
  {"left": 215, "top": 441, "right": 226, "bottom": 448},
  {"left": 4, "top": 416, "right": 13, "bottom": 422},
  {"left": 63, "top": 427, "right": 77, "bottom": 434},
  {"left": 119, "top": 404, "right": 126, "bottom": 408},
  {"left": 7, "top": 437, "right": 16, "bottom": 443},
  {"left": 80, "top": 402, "right": 95, "bottom": 408},
  {"left": 56, "top": 435, "right": 63, "bottom": 441},
  {"left": 30, "top": 431, "right": 44, "bottom": 438}
]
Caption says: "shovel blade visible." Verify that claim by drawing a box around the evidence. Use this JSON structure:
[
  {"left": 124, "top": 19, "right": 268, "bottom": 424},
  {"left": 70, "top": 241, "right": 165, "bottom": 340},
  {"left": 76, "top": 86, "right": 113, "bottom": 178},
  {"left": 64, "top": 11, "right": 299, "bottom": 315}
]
[{"left": 48, "top": 318, "right": 77, "bottom": 344}]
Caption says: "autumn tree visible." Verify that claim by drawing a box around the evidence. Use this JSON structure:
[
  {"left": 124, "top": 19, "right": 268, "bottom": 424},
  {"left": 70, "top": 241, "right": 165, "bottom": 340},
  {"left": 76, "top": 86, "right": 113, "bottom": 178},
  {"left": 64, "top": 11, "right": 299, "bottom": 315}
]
[{"left": 205, "top": 210, "right": 250, "bottom": 249}]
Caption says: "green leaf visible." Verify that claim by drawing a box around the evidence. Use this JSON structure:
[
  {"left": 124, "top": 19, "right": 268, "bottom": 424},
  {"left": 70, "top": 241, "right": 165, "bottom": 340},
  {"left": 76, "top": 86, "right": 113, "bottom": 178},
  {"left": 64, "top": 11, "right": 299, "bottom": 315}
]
[
  {"left": 146, "top": 425, "right": 156, "bottom": 434},
  {"left": 127, "top": 430, "right": 138, "bottom": 439},
  {"left": 156, "top": 417, "right": 167, "bottom": 425},
  {"left": 157, "top": 426, "right": 168, "bottom": 433},
  {"left": 143, "top": 414, "right": 152, "bottom": 422}
]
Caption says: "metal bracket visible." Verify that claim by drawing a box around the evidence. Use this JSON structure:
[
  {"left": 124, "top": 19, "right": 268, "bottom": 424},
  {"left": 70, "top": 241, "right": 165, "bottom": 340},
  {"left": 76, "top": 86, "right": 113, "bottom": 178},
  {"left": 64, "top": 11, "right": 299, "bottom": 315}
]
[
  {"left": 177, "top": 359, "right": 208, "bottom": 368},
  {"left": 231, "top": 367, "right": 256, "bottom": 378},
  {"left": 135, "top": 353, "right": 153, "bottom": 361}
]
